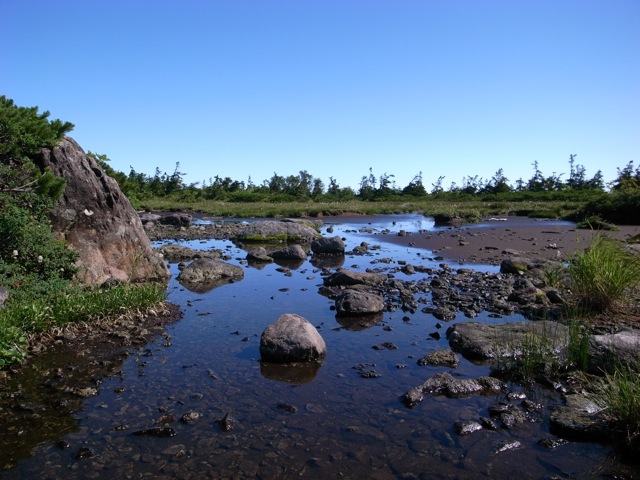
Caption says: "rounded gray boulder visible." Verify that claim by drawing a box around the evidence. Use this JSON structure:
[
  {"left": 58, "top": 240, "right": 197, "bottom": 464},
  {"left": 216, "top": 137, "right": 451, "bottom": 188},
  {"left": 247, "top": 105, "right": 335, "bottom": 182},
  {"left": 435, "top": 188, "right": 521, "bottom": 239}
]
[{"left": 260, "top": 313, "right": 326, "bottom": 363}]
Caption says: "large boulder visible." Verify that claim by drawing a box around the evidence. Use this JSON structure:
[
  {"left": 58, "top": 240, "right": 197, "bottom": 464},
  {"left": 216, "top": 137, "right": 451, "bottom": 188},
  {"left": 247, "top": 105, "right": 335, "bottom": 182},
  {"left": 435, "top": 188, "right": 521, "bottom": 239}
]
[
  {"left": 260, "top": 313, "right": 326, "bottom": 363},
  {"left": 177, "top": 258, "right": 244, "bottom": 293},
  {"left": 35, "top": 137, "right": 169, "bottom": 286},
  {"left": 234, "top": 220, "right": 320, "bottom": 244}
]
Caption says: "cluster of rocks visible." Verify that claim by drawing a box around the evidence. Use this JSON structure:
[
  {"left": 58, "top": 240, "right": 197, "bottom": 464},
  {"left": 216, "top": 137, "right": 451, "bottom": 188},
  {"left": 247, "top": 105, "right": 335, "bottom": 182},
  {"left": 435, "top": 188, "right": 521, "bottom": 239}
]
[{"left": 145, "top": 213, "right": 639, "bottom": 451}]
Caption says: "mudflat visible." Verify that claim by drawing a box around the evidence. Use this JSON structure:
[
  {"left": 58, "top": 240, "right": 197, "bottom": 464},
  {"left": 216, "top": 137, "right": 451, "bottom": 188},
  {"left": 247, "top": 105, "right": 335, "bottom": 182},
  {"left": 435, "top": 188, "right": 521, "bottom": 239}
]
[{"left": 373, "top": 216, "right": 640, "bottom": 265}]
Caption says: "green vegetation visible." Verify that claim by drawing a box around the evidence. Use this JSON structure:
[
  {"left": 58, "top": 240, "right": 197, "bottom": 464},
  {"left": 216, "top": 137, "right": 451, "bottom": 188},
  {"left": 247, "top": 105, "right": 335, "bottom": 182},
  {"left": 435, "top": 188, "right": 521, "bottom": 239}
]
[
  {"left": 0, "top": 96, "right": 165, "bottom": 368},
  {"left": 594, "top": 361, "right": 640, "bottom": 444},
  {"left": 569, "top": 234, "right": 640, "bottom": 313}
]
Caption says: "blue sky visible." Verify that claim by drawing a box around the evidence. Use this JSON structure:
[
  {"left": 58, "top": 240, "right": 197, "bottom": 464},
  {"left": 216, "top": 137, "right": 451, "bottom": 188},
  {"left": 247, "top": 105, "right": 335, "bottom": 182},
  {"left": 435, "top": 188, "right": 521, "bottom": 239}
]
[{"left": 2, "top": 0, "right": 638, "bottom": 191}]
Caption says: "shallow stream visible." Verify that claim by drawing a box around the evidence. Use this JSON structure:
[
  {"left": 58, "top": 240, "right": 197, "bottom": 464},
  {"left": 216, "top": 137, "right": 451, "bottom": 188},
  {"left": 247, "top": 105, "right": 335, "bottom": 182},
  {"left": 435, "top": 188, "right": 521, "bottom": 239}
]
[{"left": 0, "top": 214, "right": 633, "bottom": 479}]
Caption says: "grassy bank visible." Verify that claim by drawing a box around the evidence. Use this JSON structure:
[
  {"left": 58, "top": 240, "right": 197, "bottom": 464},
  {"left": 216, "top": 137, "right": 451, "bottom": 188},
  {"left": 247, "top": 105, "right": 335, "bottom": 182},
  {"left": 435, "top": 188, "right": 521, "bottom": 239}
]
[
  {"left": 0, "top": 283, "right": 166, "bottom": 368},
  {"left": 137, "top": 197, "right": 582, "bottom": 220}
]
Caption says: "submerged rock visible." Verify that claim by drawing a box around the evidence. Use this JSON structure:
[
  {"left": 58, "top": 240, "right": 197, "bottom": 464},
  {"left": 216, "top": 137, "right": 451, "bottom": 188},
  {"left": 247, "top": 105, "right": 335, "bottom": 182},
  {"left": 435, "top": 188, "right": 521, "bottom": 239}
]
[
  {"left": 401, "top": 372, "right": 505, "bottom": 407},
  {"left": 417, "top": 349, "right": 459, "bottom": 368}
]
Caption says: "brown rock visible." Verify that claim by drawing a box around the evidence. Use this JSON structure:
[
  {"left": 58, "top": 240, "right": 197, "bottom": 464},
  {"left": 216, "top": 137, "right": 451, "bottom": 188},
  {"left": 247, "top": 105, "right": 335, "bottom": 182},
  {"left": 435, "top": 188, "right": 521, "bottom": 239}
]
[{"left": 35, "top": 137, "right": 169, "bottom": 286}]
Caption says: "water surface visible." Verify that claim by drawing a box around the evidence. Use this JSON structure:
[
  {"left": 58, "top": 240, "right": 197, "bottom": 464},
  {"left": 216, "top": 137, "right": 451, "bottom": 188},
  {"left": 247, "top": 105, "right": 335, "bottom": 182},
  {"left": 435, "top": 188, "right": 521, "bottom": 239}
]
[{"left": 1, "top": 214, "right": 629, "bottom": 479}]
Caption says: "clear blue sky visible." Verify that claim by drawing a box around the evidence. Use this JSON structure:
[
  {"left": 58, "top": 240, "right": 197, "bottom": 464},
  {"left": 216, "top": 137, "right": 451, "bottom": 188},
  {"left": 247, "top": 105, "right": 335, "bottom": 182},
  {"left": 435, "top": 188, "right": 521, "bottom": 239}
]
[{"left": 2, "top": 0, "right": 638, "bottom": 191}]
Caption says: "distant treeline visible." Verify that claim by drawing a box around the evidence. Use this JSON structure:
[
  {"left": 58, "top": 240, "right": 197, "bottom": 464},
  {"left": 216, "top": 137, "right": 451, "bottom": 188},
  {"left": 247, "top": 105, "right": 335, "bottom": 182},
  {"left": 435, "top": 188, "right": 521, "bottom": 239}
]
[{"left": 92, "top": 152, "right": 640, "bottom": 204}]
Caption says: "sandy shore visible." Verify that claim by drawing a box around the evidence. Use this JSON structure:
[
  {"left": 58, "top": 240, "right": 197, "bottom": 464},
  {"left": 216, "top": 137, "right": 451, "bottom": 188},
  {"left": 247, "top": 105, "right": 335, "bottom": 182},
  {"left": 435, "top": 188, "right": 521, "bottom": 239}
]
[{"left": 373, "top": 216, "right": 640, "bottom": 265}]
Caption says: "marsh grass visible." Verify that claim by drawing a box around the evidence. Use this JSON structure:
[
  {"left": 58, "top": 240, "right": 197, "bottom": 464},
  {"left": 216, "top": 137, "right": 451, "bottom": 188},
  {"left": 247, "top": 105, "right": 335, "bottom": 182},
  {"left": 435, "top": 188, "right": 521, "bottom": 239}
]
[
  {"left": 542, "top": 263, "right": 565, "bottom": 288},
  {"left": 493, "top": 322, "right": 566, "bottom": 379},
  {"left": 0, "top": 283, "right": 166, "bottom": 367},
  {"left": 593, "top": 360, "right": 640, "bottom": 442},
  {"left": 569, "top": 235, "right": 640, "bottom": 312},
  {"left": 136, "top": 198, "right": 575, "bottom": 220},
  {"left": 565, "top": 319, "right": 591, "bottom": 371}
]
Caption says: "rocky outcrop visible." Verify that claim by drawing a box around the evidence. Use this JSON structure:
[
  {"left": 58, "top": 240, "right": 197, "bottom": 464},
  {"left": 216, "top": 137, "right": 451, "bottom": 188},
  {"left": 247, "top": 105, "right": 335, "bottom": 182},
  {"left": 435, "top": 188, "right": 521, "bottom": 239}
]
[
  {"left": 589, "top": 330, "right": 640, "bottom": 373},
  {"left": 156, "top": 245, "right": 221, "bottom": 263},
  {"left": 270, "top": 245, "right": 308, "bottom": 260},
  {"left": 335, "top": 290, "right": 385, "bottom": 316},
  {"left": 260, "top": 313, "right": 326, "bottom": 363},
  {"left": 140, "top": 212, "right": 192, "bottom": 228},
  {"left": 417, "top": 349, "right": 459, "bottom": 368},
  {"left": 549, "top": 394, "right": 611, "bottom": 440},
  {"left": 234, "top": 220, "right": 320, "bottom": 244},
  {"left": 401, "top": 371, "right": 505, "bottom": 407},
  {"left": 446, "top": 320, "right": 569, "bottom": 361},
  {"left": 176, "top": 258, "right": 244, "bottom": 293},
  {"left": 311, "top": 236, "right": 346, "bottom": 254},
  {"left": 323, "top": 269, "right": 387, "bottom": 287},
  {"left": 35, "top": 137, "right": 169, "bottom": 286}
]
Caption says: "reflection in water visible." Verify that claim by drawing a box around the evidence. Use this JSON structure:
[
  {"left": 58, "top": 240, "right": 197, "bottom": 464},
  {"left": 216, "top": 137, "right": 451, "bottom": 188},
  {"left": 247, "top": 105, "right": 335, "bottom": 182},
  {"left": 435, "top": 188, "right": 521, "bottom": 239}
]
[
  {"left": 177, "top": 276, "right": 238, "bottom": 293},
  {"left": 310, "top": 254, "right": 346, "bottom": 269},
  {"left": 335, "top": 312, "right": 384, "bottom": 331},
  {"left": 260, "top": 360, "right": 322, "bottom": 384}
]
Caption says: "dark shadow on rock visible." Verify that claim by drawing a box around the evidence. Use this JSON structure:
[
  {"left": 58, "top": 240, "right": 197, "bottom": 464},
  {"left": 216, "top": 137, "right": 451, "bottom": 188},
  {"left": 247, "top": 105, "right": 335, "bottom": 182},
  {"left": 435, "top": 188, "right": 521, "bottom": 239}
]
[
  {"left": 259, "top": 361, "right": 321, "bottom": 384},
  {"left": 335, "top": 312, "right": 384, "bottom": 331}
]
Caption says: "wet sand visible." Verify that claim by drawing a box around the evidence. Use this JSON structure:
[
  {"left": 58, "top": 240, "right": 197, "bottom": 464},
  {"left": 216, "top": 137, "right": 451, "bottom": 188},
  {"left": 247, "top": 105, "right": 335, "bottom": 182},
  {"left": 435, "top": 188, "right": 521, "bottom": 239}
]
[{"left": 370, "top": 216, "right": 640, "bottom": 265}]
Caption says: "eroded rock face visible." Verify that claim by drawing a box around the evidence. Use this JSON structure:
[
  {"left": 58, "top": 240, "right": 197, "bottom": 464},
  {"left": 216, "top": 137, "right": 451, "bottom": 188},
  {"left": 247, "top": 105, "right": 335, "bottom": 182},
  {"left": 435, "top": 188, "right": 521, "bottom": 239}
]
[
  {"left": 35, "top": 137, "right": 169, "bottom": 286},
  {"left": 260, "top": 313, "right": 326, "bottom": 363}
]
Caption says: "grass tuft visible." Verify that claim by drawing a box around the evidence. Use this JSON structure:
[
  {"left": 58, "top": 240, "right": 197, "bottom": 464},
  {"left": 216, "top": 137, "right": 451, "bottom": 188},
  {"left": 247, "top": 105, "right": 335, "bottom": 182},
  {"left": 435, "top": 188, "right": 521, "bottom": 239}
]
[{"left": 569, "top": 235, "right": 640, "bottom": 313}]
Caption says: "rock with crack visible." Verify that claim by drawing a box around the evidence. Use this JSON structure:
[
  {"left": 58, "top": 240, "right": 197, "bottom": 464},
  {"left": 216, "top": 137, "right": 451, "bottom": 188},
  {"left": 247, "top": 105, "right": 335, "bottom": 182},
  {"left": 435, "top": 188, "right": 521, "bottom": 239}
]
[{"left": 35, "top": 137, "right": 169, "bottom": 286}]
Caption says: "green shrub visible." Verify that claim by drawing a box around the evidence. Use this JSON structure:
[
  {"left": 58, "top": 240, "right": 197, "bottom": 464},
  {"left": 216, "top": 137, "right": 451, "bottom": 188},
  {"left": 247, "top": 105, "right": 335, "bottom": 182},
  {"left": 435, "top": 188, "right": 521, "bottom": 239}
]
[{"left": 569, "top": 235, "right": 640, "bottom": 312}]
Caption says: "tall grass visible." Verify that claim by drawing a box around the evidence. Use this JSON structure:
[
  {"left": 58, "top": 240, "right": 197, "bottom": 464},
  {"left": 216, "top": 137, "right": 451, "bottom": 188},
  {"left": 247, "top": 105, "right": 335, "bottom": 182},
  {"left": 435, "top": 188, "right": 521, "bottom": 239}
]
[
  {"left": 569, "top": 235, "right": 640, "bottom": 312},
  {"left": 593, "top": 361, "right": 640, "bottom": 442}
]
